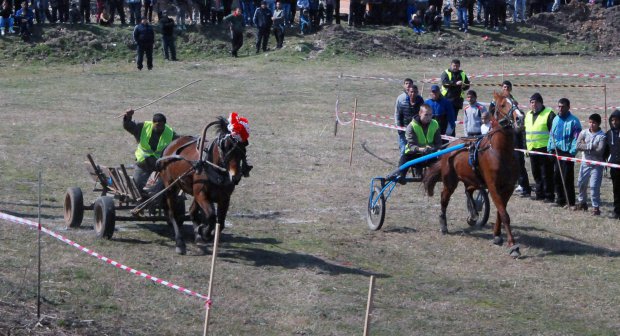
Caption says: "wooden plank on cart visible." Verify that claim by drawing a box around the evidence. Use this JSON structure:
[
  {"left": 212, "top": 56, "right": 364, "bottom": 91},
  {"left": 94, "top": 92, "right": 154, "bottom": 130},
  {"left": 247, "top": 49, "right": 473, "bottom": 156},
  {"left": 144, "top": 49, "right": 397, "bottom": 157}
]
[{"left": 120, "top": 164, "right": 142, "bottom": 201}]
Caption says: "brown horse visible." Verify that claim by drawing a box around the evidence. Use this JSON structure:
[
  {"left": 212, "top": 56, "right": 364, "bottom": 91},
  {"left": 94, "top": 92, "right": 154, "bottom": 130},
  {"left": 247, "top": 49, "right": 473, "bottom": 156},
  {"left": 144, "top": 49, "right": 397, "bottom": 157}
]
[
  {"left": 423, "top": 92, "right": 525, "bottom": 258},
  {"left": 156, "top": 117, "right": 246, "bottom": 254}
]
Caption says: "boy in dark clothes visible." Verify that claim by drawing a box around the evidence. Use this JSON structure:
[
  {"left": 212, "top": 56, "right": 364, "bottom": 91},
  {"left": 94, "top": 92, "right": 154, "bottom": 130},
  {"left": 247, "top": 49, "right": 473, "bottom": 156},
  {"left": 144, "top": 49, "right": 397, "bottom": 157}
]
[{"left": 605, "top": 109, "right": 620, "bottom": 219}]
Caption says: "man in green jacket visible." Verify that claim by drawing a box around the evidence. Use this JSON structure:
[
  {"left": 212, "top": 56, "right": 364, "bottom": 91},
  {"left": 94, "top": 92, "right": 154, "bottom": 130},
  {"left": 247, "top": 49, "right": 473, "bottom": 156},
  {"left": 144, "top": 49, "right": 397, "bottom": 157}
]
[
  {"left": 224, "top": 7, "right": 245, "bottom": 57},
  {"left": 123, "top": 109, "right": 177, "bottom": 196}
]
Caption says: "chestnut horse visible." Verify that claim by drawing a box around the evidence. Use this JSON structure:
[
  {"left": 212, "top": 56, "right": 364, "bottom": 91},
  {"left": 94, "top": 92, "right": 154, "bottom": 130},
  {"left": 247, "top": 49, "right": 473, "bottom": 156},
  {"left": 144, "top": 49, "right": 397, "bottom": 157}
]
[
  {"left": 157, "top": 117, "right": 246, "bottom": 254},
  {"left": 423, "top": 92, "right": 525, "bottom": 258}
]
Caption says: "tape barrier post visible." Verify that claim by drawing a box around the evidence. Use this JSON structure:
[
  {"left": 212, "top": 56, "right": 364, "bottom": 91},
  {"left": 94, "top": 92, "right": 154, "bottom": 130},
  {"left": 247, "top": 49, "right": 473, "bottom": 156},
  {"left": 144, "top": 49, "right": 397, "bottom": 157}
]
[
  {"left": 363, "top": 275, "right": 375, "bottom": 336},
  {"left": 37, "top": 171, "right": 42, "bottom": 321},
  {"left": 604, "top": 84, "right": 608, "bottom": 132},
  {"left": 0, "top": 212, "right": 210, "bottom": 302},
  {"left": 349, "top": 98, "right": 358, "bottom": 167},
  {"left": 203, "top": 223, "right": 221, "bottom": 336}
]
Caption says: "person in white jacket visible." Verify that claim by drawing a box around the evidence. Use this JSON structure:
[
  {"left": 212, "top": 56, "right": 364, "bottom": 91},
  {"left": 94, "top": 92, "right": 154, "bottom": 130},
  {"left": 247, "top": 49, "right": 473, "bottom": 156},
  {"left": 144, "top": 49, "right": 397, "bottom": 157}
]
[{"left": 574, "top": 113, "right": 606, "bottom": 215}]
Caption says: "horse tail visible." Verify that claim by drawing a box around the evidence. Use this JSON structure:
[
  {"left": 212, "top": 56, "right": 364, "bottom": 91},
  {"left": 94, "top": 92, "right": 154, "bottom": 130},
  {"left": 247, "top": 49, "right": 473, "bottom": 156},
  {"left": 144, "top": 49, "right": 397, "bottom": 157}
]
[{"left": 422, "top": 161, "right": 442, "bottom": 197}]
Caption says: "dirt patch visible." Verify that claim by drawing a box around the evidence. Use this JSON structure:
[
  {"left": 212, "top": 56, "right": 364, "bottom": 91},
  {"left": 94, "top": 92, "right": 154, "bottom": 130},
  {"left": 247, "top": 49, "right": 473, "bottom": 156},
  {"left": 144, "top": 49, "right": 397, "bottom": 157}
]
[{"left": 528, "top": 2, "right": 620, "bottom": 53}]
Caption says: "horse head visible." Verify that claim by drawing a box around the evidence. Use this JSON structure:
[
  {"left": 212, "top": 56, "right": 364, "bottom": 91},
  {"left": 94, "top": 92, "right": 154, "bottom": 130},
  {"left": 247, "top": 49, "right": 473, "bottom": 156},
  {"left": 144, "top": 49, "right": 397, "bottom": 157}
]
[
  {"left": 212, "top": 117, "right": 247, "bottom": 185},
  {"left": 492, "top": 91, "right": 524, "bottom": 130}
]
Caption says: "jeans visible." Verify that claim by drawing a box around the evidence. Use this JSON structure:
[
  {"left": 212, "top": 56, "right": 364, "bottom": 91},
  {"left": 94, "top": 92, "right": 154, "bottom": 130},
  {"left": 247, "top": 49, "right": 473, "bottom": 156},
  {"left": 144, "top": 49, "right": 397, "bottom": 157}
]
[
  {"left": 0, "top": 16, "right": 14, "bottom": 30},
  {"left": 514, "top": 0, "right": 525, "bottom": 21},
  {"left": 136, "top": 44, "right": 153, "bottom": 70},
  {"left": 128, "top": 2, "right": 141, "bottom": 25},
  {"left": 553, "top": 150, "right": 575, "bottom": 206},
  {"left": 162, "top": 35, "right": 176, "bottom": 60},
  {"left": 457, "top": 7, "right": 467, "bottom": 29},
  {"left": 241, "top": 0, "right": 254, "bottom": 24},
  {"left": 282, "top": 3, "right": 291, "bottom": 25},
  {"left": 577, "top": 164, "right": 603, "bottom": 208},
  {"left": 443, "top": 14, "right": 450, "bottom": 27}
]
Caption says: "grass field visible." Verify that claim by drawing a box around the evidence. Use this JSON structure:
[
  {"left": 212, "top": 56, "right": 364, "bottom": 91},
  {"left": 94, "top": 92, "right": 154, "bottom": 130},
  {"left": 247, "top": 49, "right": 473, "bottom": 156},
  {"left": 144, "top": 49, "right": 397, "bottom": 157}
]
[{"left": 1, "top": 55, "right": 620, "bottom": 335}]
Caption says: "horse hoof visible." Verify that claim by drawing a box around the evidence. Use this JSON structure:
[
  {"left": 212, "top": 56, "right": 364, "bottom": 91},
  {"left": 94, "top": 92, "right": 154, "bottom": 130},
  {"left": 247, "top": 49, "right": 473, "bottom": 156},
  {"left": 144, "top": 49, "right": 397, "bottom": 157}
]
[
  {"left": 509, "top": 245, "right": 521, "bottom": 259},
  {"left": 176, "top": 246, "right": 187, "bottom": 255},
  {"left": 493, "top": 236, "right": 504, "bottom": 246},
  {"left": 440, "top": 225, "right": 448, "bottom": 234}
]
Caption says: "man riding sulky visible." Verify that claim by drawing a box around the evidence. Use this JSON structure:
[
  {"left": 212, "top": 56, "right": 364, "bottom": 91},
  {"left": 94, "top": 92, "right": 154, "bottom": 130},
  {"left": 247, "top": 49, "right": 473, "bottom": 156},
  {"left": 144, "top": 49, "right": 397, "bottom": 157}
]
[
  {"left": 395, "top": 104, "right": 442, "bottom": 184},
  {"left": 123, "top": 109, "right": 178, "bottom": 197}
]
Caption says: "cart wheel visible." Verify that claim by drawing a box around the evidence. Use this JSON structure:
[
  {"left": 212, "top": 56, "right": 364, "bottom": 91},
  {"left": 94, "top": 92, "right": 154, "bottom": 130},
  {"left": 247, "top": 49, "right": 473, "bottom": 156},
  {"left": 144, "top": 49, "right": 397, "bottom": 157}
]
[
  {"left": 367, "top": 185, "right": 386, "bottom": 231},
  {"left": 64, "top": 187, "right": 84, "bottom": 228},
  {"left": 467, "top": 189, "right": 490, "bottom": 228},
  {"left": 94, "top": 196, "right": 116, "bottom": 239}
]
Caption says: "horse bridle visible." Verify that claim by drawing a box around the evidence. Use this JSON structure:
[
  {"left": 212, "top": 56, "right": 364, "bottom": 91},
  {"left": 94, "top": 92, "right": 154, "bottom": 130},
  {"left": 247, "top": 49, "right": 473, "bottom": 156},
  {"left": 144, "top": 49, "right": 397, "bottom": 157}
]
[
  {"left": 217, "top": 134, "right": 246, "bottom": 172},
  {"left": 496, "top": 97, "right": 522, "bottom": 129}
]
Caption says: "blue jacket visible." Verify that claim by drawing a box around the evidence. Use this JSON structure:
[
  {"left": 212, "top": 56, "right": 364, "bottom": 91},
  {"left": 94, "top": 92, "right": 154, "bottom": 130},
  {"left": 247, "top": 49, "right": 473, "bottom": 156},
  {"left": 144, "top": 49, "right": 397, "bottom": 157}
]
[
  {"left": 425, "top": 97, "right": 456, "bottom": 134},
  {"left": 548, "top": 112, "right": 582, "bottom": 156},
  {"left": 133, "top": 22, "right": 155, "bottom": 46}
]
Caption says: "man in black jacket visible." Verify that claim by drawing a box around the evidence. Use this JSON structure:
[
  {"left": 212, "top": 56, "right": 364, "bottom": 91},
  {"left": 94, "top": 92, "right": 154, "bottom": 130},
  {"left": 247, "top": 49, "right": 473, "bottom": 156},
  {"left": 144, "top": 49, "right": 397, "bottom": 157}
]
[
  {"left": 133, "top": 17, "right": 155, "bottom": 70},
  {"left": 159, "top": 11, "right": 177, "bottom": 61},
  {"left": 606, "top": 109, "right": 620, "bottom": 219},
  {"left": 253, "top": 0, "right": 272, "bottom": 53},
  {"left": 440, "top": 59, "right": 470, "bottom": 121}
]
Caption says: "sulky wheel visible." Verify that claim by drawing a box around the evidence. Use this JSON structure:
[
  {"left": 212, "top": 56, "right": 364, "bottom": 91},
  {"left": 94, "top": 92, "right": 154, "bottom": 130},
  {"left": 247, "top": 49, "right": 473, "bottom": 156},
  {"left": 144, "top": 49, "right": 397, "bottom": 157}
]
[
  {"left": 64, "top": 187, "right": 84, "bottom": 228},
  {"left": 367, "top": 185, "right": 386, "bottom": 231},
  {"left": 467, "top": 189, "right": 490, "bottom": 228},
  {"left": 94, "top": 196, "right": 116, "bottom": 239}
]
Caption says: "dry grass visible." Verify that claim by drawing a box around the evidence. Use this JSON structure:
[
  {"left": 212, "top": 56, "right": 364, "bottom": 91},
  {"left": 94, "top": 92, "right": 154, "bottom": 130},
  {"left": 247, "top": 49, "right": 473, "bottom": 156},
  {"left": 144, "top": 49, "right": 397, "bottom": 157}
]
[{"left": 1, "top": 56, "right": 620, "bottom": 335}]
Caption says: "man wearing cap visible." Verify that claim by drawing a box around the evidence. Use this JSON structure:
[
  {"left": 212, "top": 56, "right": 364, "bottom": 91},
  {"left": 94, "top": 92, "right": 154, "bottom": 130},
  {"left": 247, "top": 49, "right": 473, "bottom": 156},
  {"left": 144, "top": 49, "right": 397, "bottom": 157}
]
[
  {"left": 425, "top": 84, "right": 456, "bottom": 137},
  {"left": 123, "top": 109, "right": 178, "bottom": 195},
  {"left": 548, "top": 98, "right": 581, "bottom": 207},
  {"left": 253, "top": 0, "right": 272, "bottom": 53},
  {"left": 394, "top": 78, "right": 424, "bottom": 155},
  {"left": 524, "top": 92, "right": 556, "bottom": 202},
  {"left": 440, "top": 59, "right": 470, "bottom": 122},
  {"left": 133, "top": 16, "right": 155, "bottom": 70}
]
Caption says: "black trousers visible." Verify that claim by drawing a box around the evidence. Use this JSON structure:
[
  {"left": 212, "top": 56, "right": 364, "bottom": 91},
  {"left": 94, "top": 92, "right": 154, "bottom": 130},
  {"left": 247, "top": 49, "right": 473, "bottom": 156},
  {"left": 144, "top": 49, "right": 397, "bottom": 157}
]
[
  {"left": 136, "top": 44, "right": 153, "bottom": 70},
  {"left": 79, "top": 0, "right": 90, "bottom": 22},
  {"left": 231, "top": 30, "right": 243, "bottom": 56},
  {"left": 611, "top": 168, "right": 620, "bottom": 215},
  {"left": 109, "top": 0, "right": 126, "bottom": 24},
  {"left": 530, "top": 147, "right": 555, "bottom": 200},
  {"left": 398, "top": 152, "right": 437, "bottom": 177},
  {"left": 514, "top": 132, "right": 531, "bottom": 192},
  {"left": 553, "top": 150, "right": 575, "bottom": 205},
  {"left": 255, "top": 27, "right": 270, "bottom": 51},
  {"left": 273, "top": 26, "right": 284, "bottom": 48},
  {"left": 162, "top": 35, "right": 176, "bottom": 60}
]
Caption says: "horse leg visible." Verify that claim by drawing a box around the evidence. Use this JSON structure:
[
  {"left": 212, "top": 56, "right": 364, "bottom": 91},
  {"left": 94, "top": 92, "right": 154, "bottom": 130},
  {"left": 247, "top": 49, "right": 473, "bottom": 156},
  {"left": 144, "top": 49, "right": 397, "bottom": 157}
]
[
  {"left": 215, "top": 196, "right": 230, "bottom": 237},
  {"left": 165, "top": 192, "right": 186, "bottom": 255},
  {"left": 486, "top": 185, "right": 505, "bottom": 246},
  {"left": 498, "top": 188, "right": 520, "bottom": 258},
  {"left": 188, "top": 200, "right": 207, "bottom": 245},
  {"left": 439, "top": 178, "right": 458, "bottom": 234},
  {"left": 465, "top": 188, "right": 479, "bottom": 226}
]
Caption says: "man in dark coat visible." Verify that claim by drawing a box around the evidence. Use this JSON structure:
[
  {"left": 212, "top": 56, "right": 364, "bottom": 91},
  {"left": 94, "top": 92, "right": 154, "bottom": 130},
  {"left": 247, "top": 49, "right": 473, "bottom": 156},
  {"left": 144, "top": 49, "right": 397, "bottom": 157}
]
[
  {"left": 159, "top": 11, "right": 177, "bottom": 61},
  {"left": 253, "top": 0, "right": 272, "bottom": 53},
  {"left": 133, "top": 17, "right": 155, "bottom": 70}
]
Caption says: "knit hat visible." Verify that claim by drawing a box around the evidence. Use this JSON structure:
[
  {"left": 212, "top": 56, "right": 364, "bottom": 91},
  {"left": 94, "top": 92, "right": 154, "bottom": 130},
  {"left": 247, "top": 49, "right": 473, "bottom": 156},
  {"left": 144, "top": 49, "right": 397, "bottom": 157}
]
[
  {"left": 227, "top": 112, "right": 250, "bottom": 142},
  {"left": 529, "top": 92, "right": 543, "bottom": 104}
]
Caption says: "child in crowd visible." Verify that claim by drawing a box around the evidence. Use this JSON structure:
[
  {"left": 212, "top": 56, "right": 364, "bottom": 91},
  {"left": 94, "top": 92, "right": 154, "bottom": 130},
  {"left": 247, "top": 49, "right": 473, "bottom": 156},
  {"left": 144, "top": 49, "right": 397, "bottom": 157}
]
[
  {"left": 480, "top": 111, "right": 491, "bottom": 135},
  {"left": 409, "top": 9, "right": 425, "bottom": 34},
  {"left": 300, "top": 8, "right": 310, "bottom": 34},
  {"left": 462, "top": 90, "right": 487, "bottom": 137},
  {"left": 605, "top": 109, "right": 620, "bottom": 219},
  {"left": 575, "top": 113, "right": 606, "bottom": 215}
]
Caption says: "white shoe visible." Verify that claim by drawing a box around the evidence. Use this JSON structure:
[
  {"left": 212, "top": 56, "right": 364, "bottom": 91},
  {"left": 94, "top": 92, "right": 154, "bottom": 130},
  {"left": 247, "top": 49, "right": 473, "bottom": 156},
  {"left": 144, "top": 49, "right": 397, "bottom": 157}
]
[
  {"left": 0, "top": 28, "right": 4, "bottom": 36},
  {"left": 9, "top": 27, "right": 15, "bottom": 33},
  {"left": 515, "top": 185, "right": 523, "bottom": 193}
]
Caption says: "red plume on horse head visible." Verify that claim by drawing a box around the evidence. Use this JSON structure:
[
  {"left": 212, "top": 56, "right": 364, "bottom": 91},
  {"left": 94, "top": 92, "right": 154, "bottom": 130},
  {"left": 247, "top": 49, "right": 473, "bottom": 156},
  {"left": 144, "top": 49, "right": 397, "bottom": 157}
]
[{"left": 227, "top": 112, "right": 250, "bottom": 142}]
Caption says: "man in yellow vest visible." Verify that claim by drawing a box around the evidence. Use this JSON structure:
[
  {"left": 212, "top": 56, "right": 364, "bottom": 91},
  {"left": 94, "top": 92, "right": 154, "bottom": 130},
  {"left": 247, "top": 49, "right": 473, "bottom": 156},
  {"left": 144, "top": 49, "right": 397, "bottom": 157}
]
[
  {"left": 440, "top": 59, "right": 470, "bottom": 124},
  {"left": 123, "top": 109, "right": 177, "bottom": 196},
  {"left": 396, "top": 104, "right": 442, "bottom": 184},
  {"left": 524, "top": 92, "right": 556, "bottom": 202}
]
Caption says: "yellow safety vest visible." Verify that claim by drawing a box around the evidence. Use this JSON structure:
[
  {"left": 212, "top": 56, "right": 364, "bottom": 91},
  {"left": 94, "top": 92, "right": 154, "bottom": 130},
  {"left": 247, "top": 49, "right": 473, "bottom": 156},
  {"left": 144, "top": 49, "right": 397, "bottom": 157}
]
[
  {"left": 440, "top": 70, "right": 467, "bottom": 99},
  {"left": 405, "top": 119, "right": 439, "bottom": 154},
  {"left": 524, "top": 107, "right": 553, "bottom": 150},
  {"left": 135, "top": 121, "right": 174, "bottom": 163}
]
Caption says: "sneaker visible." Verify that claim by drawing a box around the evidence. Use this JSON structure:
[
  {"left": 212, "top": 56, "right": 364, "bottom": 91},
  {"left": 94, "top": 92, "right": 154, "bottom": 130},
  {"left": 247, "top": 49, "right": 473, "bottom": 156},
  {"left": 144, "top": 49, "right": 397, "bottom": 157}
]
[
  {"left": 9, "top": 27, "right": 15, "bottom": 33},
  {"left": 573, "top": 203, "right": 588, "bottom": 211},
  {"left": 0, "top": 28, "right": 4, "bottom": 36},
  {"left": 463, "top": 29, "right": 468, "bottom": 33},
  {"left": 515, "top": 185, "right": 523, "bottom": 193},
  {"left": 503, "top": 25, "right": 508, "bottom": 30},
  {"left": 592, "top": 207, "right": 601, "bottom": 216}
]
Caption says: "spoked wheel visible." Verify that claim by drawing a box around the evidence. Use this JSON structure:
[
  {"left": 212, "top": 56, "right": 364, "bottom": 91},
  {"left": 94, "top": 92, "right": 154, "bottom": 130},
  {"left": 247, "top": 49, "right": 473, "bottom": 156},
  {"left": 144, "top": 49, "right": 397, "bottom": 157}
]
[
  {"left": 367, "top": 185, "right": 386, "bottom": 231},
  {"left": 94, "top": 196, "right": 116, "bottom": 239},
  {"left": 467, "top": 189, "right": 490, "bottom": 228},
  {"left": 64, "top": 187, "right": 84, "bottom": 228}
]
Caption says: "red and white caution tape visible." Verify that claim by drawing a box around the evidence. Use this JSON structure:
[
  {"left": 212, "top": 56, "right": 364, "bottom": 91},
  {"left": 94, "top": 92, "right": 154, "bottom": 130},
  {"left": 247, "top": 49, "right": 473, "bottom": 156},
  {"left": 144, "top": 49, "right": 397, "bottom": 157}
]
[
  {"left": 354, "top": 117, "right": 457, "bottom": 141},
  {"left": 515, "top": 149, "right": 620, "bottom": 169},
  {"left": 340, "top": 72, "right": 620, "bottom": 84},
  {"left": 0, "top": 212, "right": 210, "bottom": 303}
]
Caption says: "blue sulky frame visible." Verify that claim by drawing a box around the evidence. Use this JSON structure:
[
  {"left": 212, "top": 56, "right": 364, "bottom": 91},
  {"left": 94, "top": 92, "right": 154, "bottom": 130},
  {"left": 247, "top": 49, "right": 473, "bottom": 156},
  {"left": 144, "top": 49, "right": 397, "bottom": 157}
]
[{"left": 367, "top": 143, "right": 466, "bottom": 230}]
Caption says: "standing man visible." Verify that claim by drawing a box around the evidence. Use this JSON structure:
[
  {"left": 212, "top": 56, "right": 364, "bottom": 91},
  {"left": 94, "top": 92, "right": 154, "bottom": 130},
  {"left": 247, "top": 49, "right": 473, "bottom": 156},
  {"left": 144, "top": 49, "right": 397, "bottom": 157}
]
[
  {"left": 133, "top": 17, "right": 155, "bottom": 71},
  {"left": 108, "top": 0, "right": 126, "bottom": 25},
  {"left": 223, "top": 7, "right": 244, "bottom": 57},
  {"left": 490, "top": 80, "right": 531, "bottom": 197},
  {"left": 159, "top": 10, "right": 177, "bottom": 61},
  {"left": 462, "top": 90, "right": 486, "bottom": 137},
  {"left": 253, "top": 0, "right": 272, "bottom": 53},
  {"left": 440, "top": 59, "right": 470, "bottom": 132},
  {"left": 605, "top": 110, "right": 620, "bottom": 219},
  {"left": 425, "top": 84, "right": 456, "bottom": 138},
  {"left": 123, "top": 110, "right": 177, "bottom": 196},
  {"left": 524, "top": 92, "right": 556, "bottom": 203},
  {"left": 548, "top": 98, "right": 581, "bottom": 208},
  {"left": 272, "top": 1, "right": 285, "bottom": 49},
  {"left": 78, "top": 0, "right": 90, "bottom": 23},
  {"left": 127, "top": 0, "right": 141, "bottom": 25},
  {"left": 394, "top": 78, "right": 424, "bottom": 155}
]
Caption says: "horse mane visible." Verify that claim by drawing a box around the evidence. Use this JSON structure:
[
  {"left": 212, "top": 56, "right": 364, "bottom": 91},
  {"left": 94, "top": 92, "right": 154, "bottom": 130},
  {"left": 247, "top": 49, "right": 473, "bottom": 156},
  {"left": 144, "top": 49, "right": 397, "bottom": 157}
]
[{"left": 213, "top": 116, "right": 230, "bottom": 138}]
